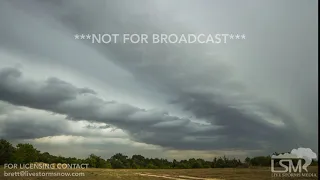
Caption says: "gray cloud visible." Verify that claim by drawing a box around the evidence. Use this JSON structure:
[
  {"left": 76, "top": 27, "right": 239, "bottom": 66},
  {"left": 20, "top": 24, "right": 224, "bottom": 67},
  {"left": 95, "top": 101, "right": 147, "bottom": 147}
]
[
  {"left": 0, "top": 113, "right": 67, "bottom": 140},
  {"left": 0, "top": 67, "right": 96, "bottom": 110},
  {"left": 0, "top": 0, "right": 317, "bottom": 156},
  {"left": 0, "top": 100, "right": 127, "bottom": 141},
  {"left": 0, "top": 67, "right": 308, "bottom": 153}
]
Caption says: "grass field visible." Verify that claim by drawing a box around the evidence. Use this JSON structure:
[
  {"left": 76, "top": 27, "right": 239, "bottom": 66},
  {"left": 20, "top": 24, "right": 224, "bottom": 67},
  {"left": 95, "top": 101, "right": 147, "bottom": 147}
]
[{"left": 1, "top": 167, "right": 318, "bottom": 180}]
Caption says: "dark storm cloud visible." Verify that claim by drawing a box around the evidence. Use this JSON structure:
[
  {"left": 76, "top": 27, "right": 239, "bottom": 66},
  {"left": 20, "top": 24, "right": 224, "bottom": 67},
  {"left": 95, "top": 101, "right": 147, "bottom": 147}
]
[
  {"left": 0, "top": 100, "right": 127, "bottom": 140},
  {"left": 0, "top": 67, "right": 96, "bottom": 110},
  {"left": 0, "top": 67, "right": 305, "bottom": 152},
  {"left": 0, "top": 0, "right": 317, "bottom": 155},
  {"left": 31, "top": 0, "right": 312, "bottom": 152},
  {"left": 0, "top": 115, "right": 67, "bottom": 140},
  {"left": 0, "top": 101, "right": 68, "bottom": 139}
]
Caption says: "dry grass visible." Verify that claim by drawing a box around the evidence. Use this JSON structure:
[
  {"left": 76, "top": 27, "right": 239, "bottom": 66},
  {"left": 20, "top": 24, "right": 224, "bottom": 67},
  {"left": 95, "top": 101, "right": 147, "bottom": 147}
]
[{"left": 1, "top": 166, "right": 318, "bottom": 180}]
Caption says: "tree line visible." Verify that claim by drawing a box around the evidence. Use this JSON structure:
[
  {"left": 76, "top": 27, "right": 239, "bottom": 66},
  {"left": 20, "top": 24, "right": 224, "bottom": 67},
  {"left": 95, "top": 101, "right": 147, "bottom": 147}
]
[{"left": 0, "top": 139, "right": 317, "bottom": 169}]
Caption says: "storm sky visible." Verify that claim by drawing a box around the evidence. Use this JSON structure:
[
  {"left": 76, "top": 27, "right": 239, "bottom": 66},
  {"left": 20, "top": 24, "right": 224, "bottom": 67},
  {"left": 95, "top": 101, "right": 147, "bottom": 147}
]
[{"left": 0, "top": 0, "right": 318, "bottom": 160}]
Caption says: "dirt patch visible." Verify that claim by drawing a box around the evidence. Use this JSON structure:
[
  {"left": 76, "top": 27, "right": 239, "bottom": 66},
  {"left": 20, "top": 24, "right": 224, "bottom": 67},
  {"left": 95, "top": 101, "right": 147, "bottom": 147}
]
[
  {"left": 178, "top": 175, "right": 223, "bottom": 180},
  {"left": 136, "top": 173, "right": 223, "bottom": 180},
  {"left": 136, "top": 173, "right": 186, "bottom": 180}
]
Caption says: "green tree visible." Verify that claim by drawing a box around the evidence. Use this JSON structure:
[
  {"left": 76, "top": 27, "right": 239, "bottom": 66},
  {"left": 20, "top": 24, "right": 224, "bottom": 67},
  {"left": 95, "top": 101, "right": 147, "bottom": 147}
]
[
  {"left": 38, "top": 152, "right": 51, "bottom": 163},
  {"left": 109, "top": 153, "right": 129, "bottom": 168},
  {"left": 0, "top": 138, "right": 300, "bottom": 169},
  {"left": 13, "top": 143, "right": 39, "bottom": 163},
  {"left": 0, "top": 139, "right": 15, "bottom": 165},
  {"left": 85, "top": 154, "right": 108, "bottom": 168},
  {"left": 245, "top": 157, "right": 251, "bottom": 165}
]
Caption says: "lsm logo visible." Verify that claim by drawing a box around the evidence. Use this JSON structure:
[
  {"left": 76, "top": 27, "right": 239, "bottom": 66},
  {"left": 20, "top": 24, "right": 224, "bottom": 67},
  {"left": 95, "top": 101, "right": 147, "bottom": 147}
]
[{"left": 271, "top": 148, "right": 318, "bottom": 178}]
